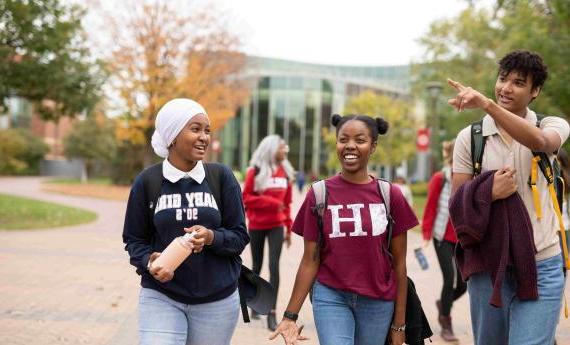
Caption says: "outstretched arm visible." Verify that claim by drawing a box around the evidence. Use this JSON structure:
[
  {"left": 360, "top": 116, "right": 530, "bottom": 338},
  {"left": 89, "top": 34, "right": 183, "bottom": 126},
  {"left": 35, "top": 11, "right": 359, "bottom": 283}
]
[{"left": 447, "top": 78, "right": 564, "bottom": 153}]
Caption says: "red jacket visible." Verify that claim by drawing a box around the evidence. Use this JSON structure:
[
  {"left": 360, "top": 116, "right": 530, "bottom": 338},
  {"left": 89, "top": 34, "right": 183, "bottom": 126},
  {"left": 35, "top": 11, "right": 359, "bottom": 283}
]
[
  {"left": 422, "top": 171, "right": 457, "bottom": 243},
  {"left": 242, "top": 165, "right": 292, "bottom": 232}
]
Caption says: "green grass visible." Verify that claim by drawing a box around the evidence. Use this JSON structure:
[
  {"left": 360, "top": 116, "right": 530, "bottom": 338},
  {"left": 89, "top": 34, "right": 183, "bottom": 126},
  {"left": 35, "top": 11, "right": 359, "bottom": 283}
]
[
  {"left": 413, "top": 195, "right": 427, "bottom": 221},
  {"left": 0, "top": 193, "right": 98, "bottom": 230},
  {"left": 45, "top": 178, "right": 112, "bottom": 185}
]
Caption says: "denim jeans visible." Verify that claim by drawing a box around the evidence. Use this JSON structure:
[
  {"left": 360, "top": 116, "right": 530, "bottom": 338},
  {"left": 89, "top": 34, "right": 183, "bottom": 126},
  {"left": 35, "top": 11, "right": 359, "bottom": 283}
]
[
  {"left": 468, "top": 254, "right": 564, "bottom": 345},
  {"left": 312, "top": 280, "right": 394, "bottom": 345},
  {"left": 138, "top": 288, "right": 239, "bottom": 345}
]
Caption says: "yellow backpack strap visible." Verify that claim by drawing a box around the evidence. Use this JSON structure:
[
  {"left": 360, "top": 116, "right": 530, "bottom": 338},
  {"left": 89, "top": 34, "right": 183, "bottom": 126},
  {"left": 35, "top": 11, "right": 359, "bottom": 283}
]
[
  {"left": 548, "top": 182, "right": 570, "bottom": 269},
  {"left": 533, "top": 152, "right": 570, "bottom": 269},
  {"left": 529, "top": 155, "right": 542, "bottom": 219}
]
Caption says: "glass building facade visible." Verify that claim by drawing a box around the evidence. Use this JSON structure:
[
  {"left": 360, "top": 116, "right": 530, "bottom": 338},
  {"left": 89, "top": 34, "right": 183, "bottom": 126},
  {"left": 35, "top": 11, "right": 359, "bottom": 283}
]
[{"left": 220, "top": 56, "right": 411, "bottom": 175}]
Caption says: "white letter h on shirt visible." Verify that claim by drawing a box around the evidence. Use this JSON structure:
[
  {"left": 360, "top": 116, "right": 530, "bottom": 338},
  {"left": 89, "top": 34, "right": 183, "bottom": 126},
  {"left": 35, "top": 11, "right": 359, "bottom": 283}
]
[{"left": 328, "top": 204, "right": 366, "bottom": 238}]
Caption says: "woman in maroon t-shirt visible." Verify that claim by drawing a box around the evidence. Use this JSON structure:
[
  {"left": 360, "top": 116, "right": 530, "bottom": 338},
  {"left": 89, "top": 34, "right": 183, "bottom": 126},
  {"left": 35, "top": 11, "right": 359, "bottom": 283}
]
[{"left": 270, "top": 114, "right": 418, "bottom": 345}]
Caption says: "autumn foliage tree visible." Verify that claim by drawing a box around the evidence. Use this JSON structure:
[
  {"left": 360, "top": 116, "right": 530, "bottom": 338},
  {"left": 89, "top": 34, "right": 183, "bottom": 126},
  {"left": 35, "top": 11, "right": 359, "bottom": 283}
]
[{"left": 91, "top": 0, "right": 249, "bottom": 168}]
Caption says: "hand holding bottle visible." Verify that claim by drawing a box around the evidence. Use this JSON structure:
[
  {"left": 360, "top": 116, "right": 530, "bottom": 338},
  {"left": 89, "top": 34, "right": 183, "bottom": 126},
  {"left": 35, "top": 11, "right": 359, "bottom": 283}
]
[
  {"left": 150, "top": 233, "right": 196, "bottom": 282},
  {"left": 149, "top": 252, "right": 175, "bottom": 283},
  {"left": 184, "top": 225, "right": 214, "bottom": 253}
]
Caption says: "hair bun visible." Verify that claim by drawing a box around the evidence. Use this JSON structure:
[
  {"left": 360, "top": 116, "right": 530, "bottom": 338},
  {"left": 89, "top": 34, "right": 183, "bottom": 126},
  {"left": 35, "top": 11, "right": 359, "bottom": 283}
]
[
  {"left": 331, "top": 114, "right": 342, "bottom": 127},
  {"left": 376, "top": 117, "right": 389, "bottom": 135}
]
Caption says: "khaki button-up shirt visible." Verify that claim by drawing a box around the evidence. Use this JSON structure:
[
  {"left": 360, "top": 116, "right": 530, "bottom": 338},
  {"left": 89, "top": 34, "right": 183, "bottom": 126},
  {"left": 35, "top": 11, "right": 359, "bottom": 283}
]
[{"left": 453, "top": 109, "right": 570, "bottom": 261}]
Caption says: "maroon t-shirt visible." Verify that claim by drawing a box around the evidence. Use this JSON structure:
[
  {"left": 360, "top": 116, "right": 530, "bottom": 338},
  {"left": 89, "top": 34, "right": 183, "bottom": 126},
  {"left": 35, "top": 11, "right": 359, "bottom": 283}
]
[{"left": 292, "top": 175, "right": 418, "bottom": 300}]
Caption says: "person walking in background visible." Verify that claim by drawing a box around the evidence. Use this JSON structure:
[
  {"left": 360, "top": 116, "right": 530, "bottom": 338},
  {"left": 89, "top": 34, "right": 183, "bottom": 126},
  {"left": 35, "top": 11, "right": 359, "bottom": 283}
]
[
  {"left": 242, "top": 134, "right": 295, "bottom": 331},
  {"left": 270, "top": 114, "right": 418, "bottom": 345},
  {"left": 122, "top": 98, "right": 249, "bottom": 345},
  {"left": 296, "top": 170, "right": 306, "bottom": 193},
  {"left": 422, "top": 139, "right": 466, "bottom": 342},
  {"left": 449, "top": 50, "right": 569, "bottom": 345},
  {"left": 394, "top": 175, "right": 413, "bottom": 208}
]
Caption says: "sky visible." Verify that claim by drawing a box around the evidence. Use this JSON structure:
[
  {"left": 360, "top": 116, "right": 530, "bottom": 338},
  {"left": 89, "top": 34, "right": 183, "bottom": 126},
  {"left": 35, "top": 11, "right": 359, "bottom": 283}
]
[{"left": 207, "top": 0, "right": 492, "bottom": 66}]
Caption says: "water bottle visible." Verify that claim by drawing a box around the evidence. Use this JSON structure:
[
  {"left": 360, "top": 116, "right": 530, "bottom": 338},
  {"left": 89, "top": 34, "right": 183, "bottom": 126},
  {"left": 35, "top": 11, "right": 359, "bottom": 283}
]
[
  {"left": 151, "top": 232, "right": 195, "bottom": 272},
  {"left": 414, "top": 247, "right": 429, "bottom": 270}
]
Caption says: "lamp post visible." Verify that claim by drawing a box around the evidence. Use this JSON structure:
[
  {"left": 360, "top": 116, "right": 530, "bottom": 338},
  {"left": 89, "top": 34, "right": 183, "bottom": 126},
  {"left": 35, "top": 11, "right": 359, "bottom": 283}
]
[{"left": 426, "top": 81, "right": 443, "bottom": 175}]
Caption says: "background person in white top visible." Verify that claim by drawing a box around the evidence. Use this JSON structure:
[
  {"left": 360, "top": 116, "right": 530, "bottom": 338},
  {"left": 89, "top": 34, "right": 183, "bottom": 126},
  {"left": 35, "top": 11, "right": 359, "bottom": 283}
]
[{"left": 450, "top": 50, "right": 570, "bottom": 345}]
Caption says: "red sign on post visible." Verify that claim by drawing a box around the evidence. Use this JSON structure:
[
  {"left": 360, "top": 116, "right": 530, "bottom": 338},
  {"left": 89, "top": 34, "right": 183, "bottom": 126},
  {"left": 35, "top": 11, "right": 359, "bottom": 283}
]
[
  {"left": 211, "top": 139, "right": 221, "bottom": 153},
  {"left": 416, "top": 128, "right": 430, "bottom": 152}
]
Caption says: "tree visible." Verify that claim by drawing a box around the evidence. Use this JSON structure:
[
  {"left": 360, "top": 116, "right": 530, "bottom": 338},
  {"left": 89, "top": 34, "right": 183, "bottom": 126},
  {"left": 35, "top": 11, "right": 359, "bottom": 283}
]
[
  {"left": 63, "top": 114, "right": 116, "bottom": 182},
  {"left": 414, "top": 1, "right": 570, "bottom": 142},
  {"left": 0, "top": 0, "right": 106, "bottom": 120},
  {"left": 323, "top": 92, "right": 416, "bottom": 174},
  {"left": 92, "top": 0, "right": 249, "bottom": 164}
]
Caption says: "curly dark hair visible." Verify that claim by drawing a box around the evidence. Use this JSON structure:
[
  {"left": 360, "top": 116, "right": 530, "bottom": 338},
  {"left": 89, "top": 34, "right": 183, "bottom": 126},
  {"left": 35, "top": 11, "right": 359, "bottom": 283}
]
[
  {"left": 498, "top": 50, "right": 548, "bottom": 90},
  {"left": 331, "top": 114, "right": 389, "bottom": 142}
]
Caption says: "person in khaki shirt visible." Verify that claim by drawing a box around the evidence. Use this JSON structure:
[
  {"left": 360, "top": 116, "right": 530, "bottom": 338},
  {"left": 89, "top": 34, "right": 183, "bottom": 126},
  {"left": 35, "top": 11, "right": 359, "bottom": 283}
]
[{"left": 449, "top": 50, "right": 569, "bottom": 345}]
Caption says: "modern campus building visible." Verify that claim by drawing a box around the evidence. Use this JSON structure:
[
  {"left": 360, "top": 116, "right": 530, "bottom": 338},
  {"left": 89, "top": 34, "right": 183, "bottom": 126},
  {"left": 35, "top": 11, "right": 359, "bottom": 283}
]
[
  {"left": 1, "top": 56, "right": 422, "bottom": 179},
  {"left": 218, "top": 56, "right": 413, "bottom": 176}
]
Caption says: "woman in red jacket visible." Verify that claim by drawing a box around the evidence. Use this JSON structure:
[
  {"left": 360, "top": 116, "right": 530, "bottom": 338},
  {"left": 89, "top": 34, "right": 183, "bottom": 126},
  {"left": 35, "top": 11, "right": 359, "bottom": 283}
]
[
  {"left": 242, "top": 134, "right": 295, "bottom": 331},
  {"left": 422, "top": 140, "right": 466, "bottom": 342}
]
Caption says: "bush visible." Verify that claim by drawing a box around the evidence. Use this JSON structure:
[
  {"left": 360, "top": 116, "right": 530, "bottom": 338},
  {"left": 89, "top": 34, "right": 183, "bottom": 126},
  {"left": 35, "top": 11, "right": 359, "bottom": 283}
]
[
  {"left": 110, "top": 142, "right": 146, "bottom": 185},
  {"left": 410, "top": 182, "right": 429, "bottom": 197},
  {"left": 0, "top": 129, "right": 49, "bottom": 175}
]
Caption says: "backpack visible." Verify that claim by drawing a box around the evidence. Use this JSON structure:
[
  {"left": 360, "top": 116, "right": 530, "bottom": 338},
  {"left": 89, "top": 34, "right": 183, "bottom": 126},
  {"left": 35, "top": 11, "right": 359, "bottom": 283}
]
[
  {"left": 139, "top": 162, "right": 274, "bottom": 323},
  {"left": 470, "top": 116, "right": 563, "bottom": 207},
  {"left": 310, "top": 179, "right": 433, "bottom": 345},
  {"left": 470, "top": 116, "right": 570, "bottom": 270}
]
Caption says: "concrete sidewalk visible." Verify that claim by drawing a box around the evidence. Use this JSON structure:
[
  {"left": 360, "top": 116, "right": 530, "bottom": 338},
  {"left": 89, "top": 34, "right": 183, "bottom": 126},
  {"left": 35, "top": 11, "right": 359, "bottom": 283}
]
[{"left": 1, "top": 177, "right": 569, "bottom": 344}]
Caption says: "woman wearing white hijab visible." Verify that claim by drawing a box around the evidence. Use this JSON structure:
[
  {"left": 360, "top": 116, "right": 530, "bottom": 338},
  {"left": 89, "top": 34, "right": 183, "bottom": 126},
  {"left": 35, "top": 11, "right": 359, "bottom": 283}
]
[{"left": 123, "top": 98, "right": 249, "bottom": 345}]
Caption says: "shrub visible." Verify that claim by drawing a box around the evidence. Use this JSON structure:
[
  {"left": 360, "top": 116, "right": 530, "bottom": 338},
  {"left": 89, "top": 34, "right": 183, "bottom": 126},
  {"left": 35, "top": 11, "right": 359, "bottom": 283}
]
[
  {"left": 410, "top": 182, "right": 428, "bottom": 197},
  {"left": 0, "top": 129, "right": 49, "bottom": 175}
]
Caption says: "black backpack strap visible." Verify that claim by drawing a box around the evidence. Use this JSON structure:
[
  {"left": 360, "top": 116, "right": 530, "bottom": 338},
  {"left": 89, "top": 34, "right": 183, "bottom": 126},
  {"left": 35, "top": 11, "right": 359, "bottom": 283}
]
[
  {"left": 204, "top": 162, "right": 252, "bottom": 323},
  {"left": 203, "top": 162, "right": 224, "bottom": 209},
  {"left": 471, "top": 120, "right": 486, "bottom": 176},
  {"left": 528, "top": 116, "right": 556, "bottom": 186},
  {"left": 141, "top": 163, "right": 164, "bottom": 235},
  {"left": 239, "top": 287, "right": 250, "bottom": 323}
]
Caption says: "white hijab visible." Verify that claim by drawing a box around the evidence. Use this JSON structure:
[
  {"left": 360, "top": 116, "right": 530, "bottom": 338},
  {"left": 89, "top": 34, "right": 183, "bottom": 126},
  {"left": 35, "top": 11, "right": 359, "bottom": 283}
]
[{"left": 151, "top": 98, "right": 208, "bottom": 158}]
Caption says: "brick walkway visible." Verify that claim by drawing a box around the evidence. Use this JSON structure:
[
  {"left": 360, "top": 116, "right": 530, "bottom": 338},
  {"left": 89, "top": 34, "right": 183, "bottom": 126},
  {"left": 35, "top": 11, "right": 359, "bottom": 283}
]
[{"left": 1, "top": 177, "right": 569, "bottom": 344}]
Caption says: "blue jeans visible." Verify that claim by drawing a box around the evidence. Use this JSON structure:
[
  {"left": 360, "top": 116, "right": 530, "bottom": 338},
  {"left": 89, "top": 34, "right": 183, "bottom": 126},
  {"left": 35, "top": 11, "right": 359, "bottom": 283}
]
[
  {"left": 138, "top": 288, "right": 239, "bottom": 345},
  {"left": 312, "top": 281, "right": 394, "bottom": 345},
  {"left": 468, "top": 254, "right": 564, "bottom": 345}
]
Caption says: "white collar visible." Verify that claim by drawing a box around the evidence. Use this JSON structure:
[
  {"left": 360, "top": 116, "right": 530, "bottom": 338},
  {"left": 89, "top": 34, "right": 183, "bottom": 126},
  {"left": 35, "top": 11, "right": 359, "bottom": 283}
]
[{"left": 162, "top": 159, "right": 205, "bottom": 184}]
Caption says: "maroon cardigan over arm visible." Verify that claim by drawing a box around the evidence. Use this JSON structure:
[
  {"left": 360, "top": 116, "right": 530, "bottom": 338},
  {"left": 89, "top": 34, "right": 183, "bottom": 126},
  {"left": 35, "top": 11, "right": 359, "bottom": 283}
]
[{"left": 449, "top": 170, "right": 538, "bottom": 308}]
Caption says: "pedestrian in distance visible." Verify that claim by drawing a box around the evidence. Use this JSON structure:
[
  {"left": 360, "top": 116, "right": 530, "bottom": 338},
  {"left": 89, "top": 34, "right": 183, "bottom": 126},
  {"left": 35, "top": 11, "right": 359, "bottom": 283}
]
[
  {"left": 393, "top": 175, "right": 413, "bottom": 208},
  {"left": 122, "top": 98, "right": 249, "bottom": 345},
  {"left": 296, "top": 170, "right": 306, "bottom": 193},
  {"left": 242, "top": 134, "right": 295, "bottom": 331},
  {"left": 421, "top": 139, "right": 466, "bottom": 342},
  {"left": 270, "top": 113, "right": 419, "bottom": 345},
  {"left": 449, "top": 50, "right": 570, "bottom": 345}
]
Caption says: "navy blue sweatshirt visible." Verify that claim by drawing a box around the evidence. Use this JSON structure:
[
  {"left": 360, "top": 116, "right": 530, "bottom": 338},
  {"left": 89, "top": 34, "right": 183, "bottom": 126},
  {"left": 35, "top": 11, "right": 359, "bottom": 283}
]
[{"left": 122, "top": 164, "right": 249, "bottom": 304}]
